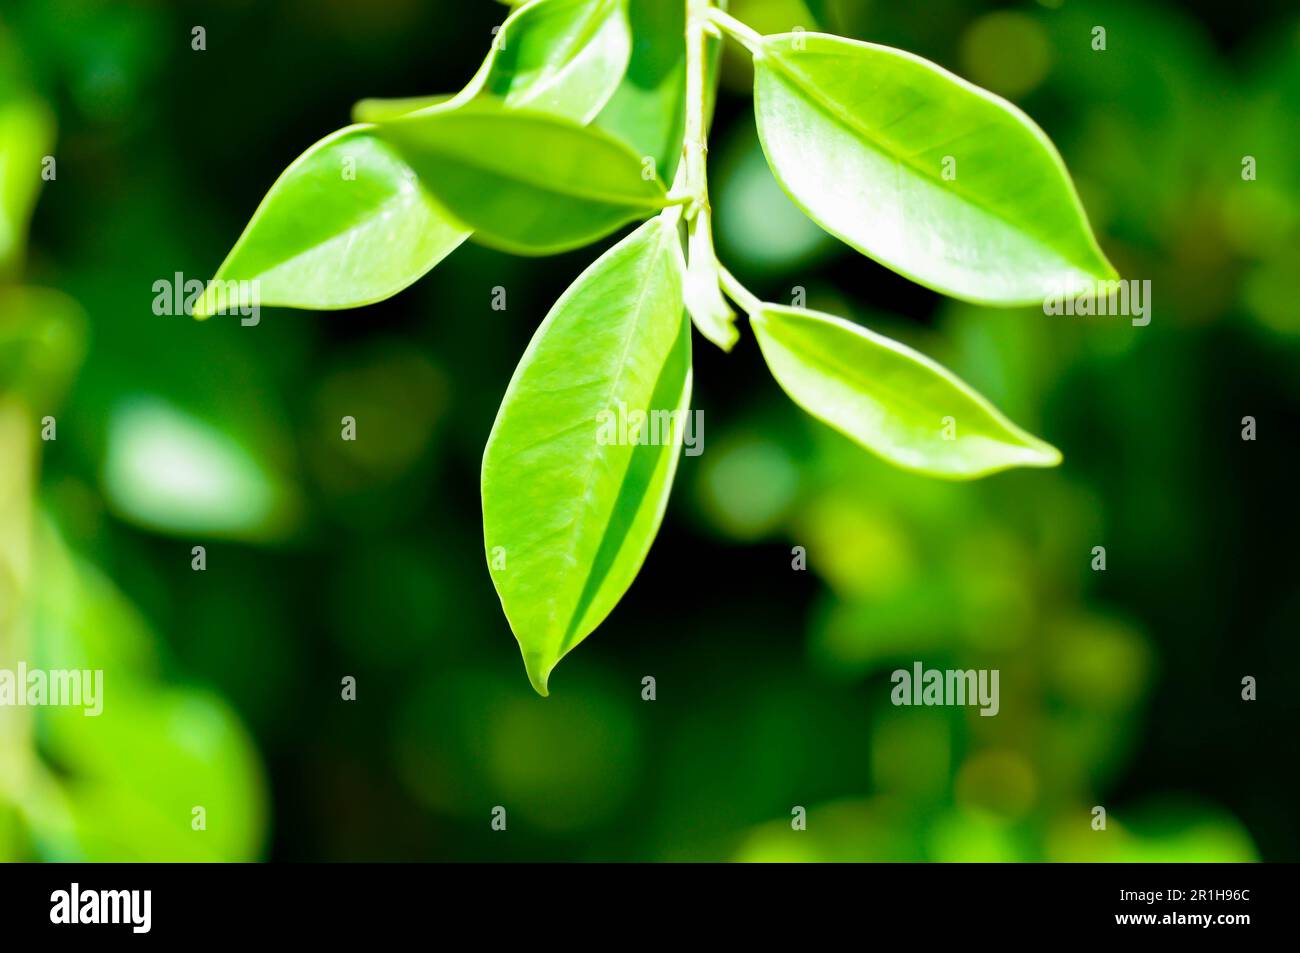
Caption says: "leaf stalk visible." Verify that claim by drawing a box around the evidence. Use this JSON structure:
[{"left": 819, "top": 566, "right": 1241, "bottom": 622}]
[
  {"left": 717, "top": 264, "right": 763, "bottom": 316},
  {"left": 707, "top": 7, "right": 764, "bottom": 54}
]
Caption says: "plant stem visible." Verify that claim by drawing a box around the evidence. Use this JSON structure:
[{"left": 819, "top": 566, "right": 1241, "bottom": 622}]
[
  {"left": 708, "top": 7, "right": 764, "bottom": 54},
  {"left": 679, "top": 0, "right": 744, "bottom": 352},
  {"left": 684, "top": 0, "right": 711, "bottom": 215},
  {"left": 659, "top": 165, "right": 688, "bottom": 230}
]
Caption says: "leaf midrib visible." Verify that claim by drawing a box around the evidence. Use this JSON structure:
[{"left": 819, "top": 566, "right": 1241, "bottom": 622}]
[
  {"left": 392, "top": 126, "right": 664, "bottom": 211},
  {"left": 552, "top": 225, "right": 670, "bottom": 636}
]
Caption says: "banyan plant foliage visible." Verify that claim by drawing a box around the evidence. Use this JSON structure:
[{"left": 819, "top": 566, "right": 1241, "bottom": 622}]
[{"left": 196, "top": 0, "right": 1115, "bottom": 694}]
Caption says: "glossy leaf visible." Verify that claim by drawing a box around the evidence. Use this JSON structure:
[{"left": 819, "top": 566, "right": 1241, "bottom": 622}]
[
  {"left": 594, "top": 0, "right": 687, "bottom": 182},
  {"left": 0, "top": 95, "right": 54, "bottom": 270},
  {"left": 750, "top": 304, "right": 1061, "bottom": 478},
  {"left": 355, "top": 0, "right": 631, "bottom": 126},
  {"left": 481, "top": 0, "right": 631, "bottom": 123},
  {"left": 482, "top": 216, "right": 690, "bottom": 694},
  {"left": 751, "top": 32, "right": 1116, "bottom": 305},
  {"left": 379, "top": 103, "right": 669, "bottom": 255},
  {"left": 193, "top": 126, "right": 467, "bottom": 317},
  {"left": 352, "top": 93, "right": 456, "bottom": 124}
]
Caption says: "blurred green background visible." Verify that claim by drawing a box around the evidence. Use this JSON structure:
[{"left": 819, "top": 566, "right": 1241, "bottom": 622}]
[{"left": 1, "top": 0, "right": 1297, "bottom": 861}]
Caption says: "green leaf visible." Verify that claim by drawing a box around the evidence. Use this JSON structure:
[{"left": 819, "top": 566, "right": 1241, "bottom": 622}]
[
  {"left": 193, "top": 126, "right": 467, "bottom": 318},
  {"left": 379, "top": 103, "right": 669, "bottom": 255},
  {"left": 750, "top": 304, "right": 1061, "bottom": 478},
  {"left": 207, "top": 0, "right": 633, "bottom": 314},
  {"left": 354, "top": 0, "right": 631, "bottom": 125},
  {"left": 31, "top": 689, "right": 265, "bottom": 861},
  {"left": 481, "top": 0, "right": 631, "bottom": 123},
  {"left": 593, "top": 0, "right": 687, "bottom": 182},
  {"left": 750, "top": 32, "right": 1116, "bottom": 305},
  {"left": 352, "top": 93, "right": 456, "bottom": 124},
  {"left": 17, "top": 528, "right": 266, "bottom": 861},
  {"left": 0, "top": 95, "right": 54, "bottom": 271},
  {"left": 482, "top": 216, "right": 691, "bottom": 694}
]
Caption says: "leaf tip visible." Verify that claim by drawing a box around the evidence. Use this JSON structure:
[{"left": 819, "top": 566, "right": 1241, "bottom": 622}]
[
  {"left": 1025, "top": 438, "right": 1063, "bottom": 470},
  {"left": 524, "top": 652, "right": 555, "bottom": 697},
  {"left": 1084, "top": 240, "right": 1120, "bottom": 285},
  {"left": 190, "top": 290, "right": 213, "bottom": 321},
  {"left": 948, "top": 439, "right": 1062, "bottom": 479}
]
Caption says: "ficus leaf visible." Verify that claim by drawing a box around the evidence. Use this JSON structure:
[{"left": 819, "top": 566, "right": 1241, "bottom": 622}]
[
  {"left": 482, "top": 215, "right": 691, "bottom": 695},
  {"left": 351, "top": 93, "right": 456, "bottom": 124},
  {"left": 205, "top": 0, "right": 634, "bottom": 319},
  {"left": 750, "top": 32, "right": 1117, "bottom": 305},
  {"left": 481, "top": 0, "right": 631, "bottom": 123},
  {"left": 192, "top": 126, "right": 468, "bottom": 318},
  {"left": 750, "top": 304, "right": 1061, "bottom": 478},
  {"left": 354, "top": 0, "right": 631, "bottom": 126},
  {"left": 593, "top": 0, "right": 687, "bottom": 183},
  {"left": 378, "top": 103, "right": 670, "bottom": 255}
]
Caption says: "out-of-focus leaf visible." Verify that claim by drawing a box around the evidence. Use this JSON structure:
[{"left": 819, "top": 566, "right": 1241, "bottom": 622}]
[
  {"left": 30, "top": 523, "right": 158, "bottom": 682},
  {"left": 928, "top": 808, "right": 1027, "bottom": 862},
  {"left": 0, "top": 288, "right": 86, "bottom": 404},
  {"left": 958, "top": 11, "right": 1052, "bottom": 99},
  {"left": 379, "top": 103, "right": 669, "bottom": 255},
  {"left": 29, "top": 689, "right": 265, "bottom": 861},
  {"left": 16, "top": 530, "right": 265, "bottom": 861},
  {"left": 101, "top": 397, "right": 301, "bottom": 541},
  {"left": 193, "top": 127, "right": 467, "bottom": 317},
  {"left": 750, "top": 32, "right": 1116, "bottom": 304},
  {"left": 0, "top": 95, "right": 54, "bottom": 271},
  {"left": 751, "top": 304, "right": 1062, "bottom": 478},
  {"left": 482, "top": 216, "right": 689, "bottom": 694}
]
